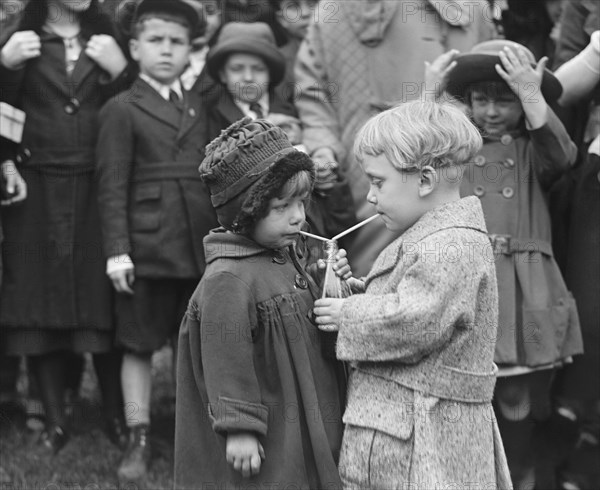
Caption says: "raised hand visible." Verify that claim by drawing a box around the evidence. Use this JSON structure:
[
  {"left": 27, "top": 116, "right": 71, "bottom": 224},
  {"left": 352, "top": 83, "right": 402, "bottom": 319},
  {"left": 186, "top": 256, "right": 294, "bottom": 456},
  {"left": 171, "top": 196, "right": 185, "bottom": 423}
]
[
  {"left": 495, "top": 47, "right": 547, "bottom": 102},
  {"left": 424, "top": 49, "right": 459, "bottom": 99},
  {"left": 0, "top": 31, "right": 41, "bottom": 69},
  {"left": 85, "top": 34, "right": 128, "bottom": 79},
  {"left": 311, "top": 147, "right": 338, "bottom": 192}
]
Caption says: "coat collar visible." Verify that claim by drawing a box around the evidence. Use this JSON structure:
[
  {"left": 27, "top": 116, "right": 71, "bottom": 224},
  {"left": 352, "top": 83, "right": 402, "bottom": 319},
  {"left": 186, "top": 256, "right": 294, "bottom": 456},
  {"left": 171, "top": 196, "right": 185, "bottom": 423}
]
[
  {"left": 130, "top": 77, "right": 186, "bottom": 132},
  {"left": 366, "top": 196, "right": 487, "bottom": 284},
  {"left": 38, "top": 30, "right": 98, "bottom": 94}
]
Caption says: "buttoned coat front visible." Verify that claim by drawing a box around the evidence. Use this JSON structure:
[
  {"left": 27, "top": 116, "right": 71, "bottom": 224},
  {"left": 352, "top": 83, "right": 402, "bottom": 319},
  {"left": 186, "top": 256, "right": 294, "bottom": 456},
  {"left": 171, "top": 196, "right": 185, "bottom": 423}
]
[
  {"left": 0, "top": 22, "right": 132, "bottom": 332},
  {"left": 460, "top": 111, "right": 583, "bottom": 367},
  {"left": 96, "top": 77, "right": 218, "bottom": 279},
  {"left": 336, "top": 197, "right": 512, "bottom": 489}
]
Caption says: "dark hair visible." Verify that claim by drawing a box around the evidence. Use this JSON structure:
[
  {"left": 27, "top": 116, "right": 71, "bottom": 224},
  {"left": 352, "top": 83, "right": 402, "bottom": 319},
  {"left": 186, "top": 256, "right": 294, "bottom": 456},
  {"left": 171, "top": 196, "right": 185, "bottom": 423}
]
[
  {"left": 465, "top": 81, "right": 518, "bottom": 102},
  {"left": 16, "top": 0, "right": 118, "bottom": 40},
  {"left": 132, "top": 11, "right": 192, "bottom": 39}
]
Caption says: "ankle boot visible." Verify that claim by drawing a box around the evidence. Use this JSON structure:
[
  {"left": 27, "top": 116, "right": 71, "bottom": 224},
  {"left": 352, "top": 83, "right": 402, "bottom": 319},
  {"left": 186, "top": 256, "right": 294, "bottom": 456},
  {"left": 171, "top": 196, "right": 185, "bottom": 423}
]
[{"left": 117, "top": 424, "right": 151, "bottom": 483}]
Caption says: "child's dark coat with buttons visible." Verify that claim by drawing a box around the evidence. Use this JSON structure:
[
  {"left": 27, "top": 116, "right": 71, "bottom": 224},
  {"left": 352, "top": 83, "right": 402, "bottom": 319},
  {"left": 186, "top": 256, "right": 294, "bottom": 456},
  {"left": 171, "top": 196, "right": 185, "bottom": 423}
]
[
  {"left": 96, "top": 77, "right": 218, "bottom": 278},
  {"left": 175, "top": 230, "right": 345, "bottom": 489},
  {"left": 460, "top": 110, "right": 583, "bottom": 367},
  {"left": 0, "top": 13, "right": 132, "bottom": 335}
]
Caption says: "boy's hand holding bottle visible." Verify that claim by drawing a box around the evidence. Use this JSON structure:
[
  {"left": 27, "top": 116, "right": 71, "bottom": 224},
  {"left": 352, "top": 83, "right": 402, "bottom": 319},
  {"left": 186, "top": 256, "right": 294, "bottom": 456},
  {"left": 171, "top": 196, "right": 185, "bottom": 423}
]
[{"left": 314, "top": 247, "right": 363, "bottom": 332}]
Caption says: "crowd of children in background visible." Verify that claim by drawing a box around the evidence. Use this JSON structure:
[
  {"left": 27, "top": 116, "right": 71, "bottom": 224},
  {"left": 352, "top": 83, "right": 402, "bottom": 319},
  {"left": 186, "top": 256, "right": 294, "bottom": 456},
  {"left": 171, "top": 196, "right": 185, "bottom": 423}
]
[{"left": 0, "top": 0, "right": 598, "bottom": 489}]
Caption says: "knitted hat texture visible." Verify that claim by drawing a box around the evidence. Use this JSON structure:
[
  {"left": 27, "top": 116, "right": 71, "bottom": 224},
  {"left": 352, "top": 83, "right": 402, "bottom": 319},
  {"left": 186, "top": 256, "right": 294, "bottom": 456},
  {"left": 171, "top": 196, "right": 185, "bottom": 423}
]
[{"left": 200, "top": 117, "right": 314, "bottom": 233}]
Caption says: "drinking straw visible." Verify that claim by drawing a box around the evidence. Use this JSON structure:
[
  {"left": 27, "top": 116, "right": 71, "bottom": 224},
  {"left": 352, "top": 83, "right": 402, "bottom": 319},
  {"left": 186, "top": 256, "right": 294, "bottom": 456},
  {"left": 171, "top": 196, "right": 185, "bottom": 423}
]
[
  {"left": 331, "top": 214, "right": 380, "bottom": 242},
  {"left": 298, "top": 230, "right": 329, "bottom": 242}
]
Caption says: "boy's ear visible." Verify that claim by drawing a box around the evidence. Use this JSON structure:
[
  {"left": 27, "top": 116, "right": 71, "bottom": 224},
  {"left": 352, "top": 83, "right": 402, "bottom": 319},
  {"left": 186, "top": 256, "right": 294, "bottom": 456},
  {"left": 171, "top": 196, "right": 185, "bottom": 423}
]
[
  {"left": 129, "top": 38, "right": 140, "bottom": 61},
  {"left": 418, "top": 165, "right": 437, "bottom": 197}
]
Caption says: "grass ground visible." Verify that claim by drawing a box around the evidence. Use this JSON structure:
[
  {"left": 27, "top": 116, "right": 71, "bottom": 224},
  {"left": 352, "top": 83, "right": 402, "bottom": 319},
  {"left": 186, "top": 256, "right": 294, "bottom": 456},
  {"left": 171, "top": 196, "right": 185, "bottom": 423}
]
[{"left": 0, "top": 347, "right": 175, "bottom": 490}]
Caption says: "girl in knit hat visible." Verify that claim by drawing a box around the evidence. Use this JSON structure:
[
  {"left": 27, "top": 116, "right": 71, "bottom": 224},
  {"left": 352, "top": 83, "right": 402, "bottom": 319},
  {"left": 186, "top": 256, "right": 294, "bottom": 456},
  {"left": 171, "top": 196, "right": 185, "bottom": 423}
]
[{"left": 174, "top": 117, "right": 346, "bottom": 488}]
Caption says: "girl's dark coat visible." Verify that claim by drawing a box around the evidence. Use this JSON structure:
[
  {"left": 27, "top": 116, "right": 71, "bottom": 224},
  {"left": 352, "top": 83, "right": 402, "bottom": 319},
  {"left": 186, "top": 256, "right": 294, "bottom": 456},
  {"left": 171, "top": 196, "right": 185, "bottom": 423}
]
[
  {"left": 0, "top": 5, "right": 132, "bottom": 330},
  {"left": 175, "top": 230, "right": 345, "bottom": 489}
]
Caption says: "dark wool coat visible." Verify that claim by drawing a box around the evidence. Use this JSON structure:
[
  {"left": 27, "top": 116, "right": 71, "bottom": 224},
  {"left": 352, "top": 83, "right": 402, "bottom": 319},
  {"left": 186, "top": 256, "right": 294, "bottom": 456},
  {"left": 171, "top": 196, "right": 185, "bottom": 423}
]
[
  {"left": 460, "top": 110, "right": 583, "bottom": 367},
  {"left": 336, "top": 197, "right": 512, "bottom": 489},
  {"left": 175, "top": 230, "right": 345, "bottom": 489},
  {"left": 96, "top": 77, "right": 218, "bottom": 279},
  {"left": 0, "top": 19, "right": 132, "bottom": 330}
]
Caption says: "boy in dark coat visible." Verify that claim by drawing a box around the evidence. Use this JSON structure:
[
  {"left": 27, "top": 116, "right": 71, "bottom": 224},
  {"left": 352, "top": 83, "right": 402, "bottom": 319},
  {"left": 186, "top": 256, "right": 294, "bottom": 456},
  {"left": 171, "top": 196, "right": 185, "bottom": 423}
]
[
  {"left": 96, "top": 0, "right": 217, "bottom": 483},
  {"left": 175, "top": 118, "right": 346, "bottom": 489}
]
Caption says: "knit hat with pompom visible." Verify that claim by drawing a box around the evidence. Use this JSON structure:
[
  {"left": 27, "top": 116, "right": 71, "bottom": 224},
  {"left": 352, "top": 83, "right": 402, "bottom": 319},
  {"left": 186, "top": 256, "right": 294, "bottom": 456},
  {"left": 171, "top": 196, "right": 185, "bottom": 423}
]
[{"left": 200, "top": 117, "right": 315, "bottom": 234}]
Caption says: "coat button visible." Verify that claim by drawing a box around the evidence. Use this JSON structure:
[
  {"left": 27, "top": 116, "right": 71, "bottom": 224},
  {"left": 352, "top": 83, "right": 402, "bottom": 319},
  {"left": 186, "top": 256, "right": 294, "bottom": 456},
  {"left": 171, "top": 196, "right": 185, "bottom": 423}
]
[
  {"left": 272, "top": 251, "right": 286, "bottom": 264},
  {"left": 501, "top": 134, "right": 513, "bottom": 145},
  {"left": 295, "top": 274, "right": 308, "bottom": 289},
  {"left": 64, "top": 97, "right": 80, "bottom": 115},
  {"left": 504, "top": 158, "right": 515, "bottom": 168},
  {"left": 502, "top": 187, "right": 514, "bottom": 198},
  {"left": 597, "top": 170, "right": 600, "bottom": 184},
  {"left": 474, "top": 155, "right": 486, "bottom": 166},
  {"left": 474, "top": 185, "right": 485, "bottom": 196},
  {"left": 23, "top": 148, "right": 31, "bottom": 158},
  {"left": 188, "top": 108, "right": 196, "bottom": 117}
]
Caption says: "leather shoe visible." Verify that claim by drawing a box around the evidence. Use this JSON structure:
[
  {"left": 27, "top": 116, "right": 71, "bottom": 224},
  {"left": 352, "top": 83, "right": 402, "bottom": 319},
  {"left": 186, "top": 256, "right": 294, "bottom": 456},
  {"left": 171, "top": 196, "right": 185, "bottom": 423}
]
[
  {"left": 118, "top": 424, "right": 151, "bottom": 483},
  {"left": 105, "top": 416, "right": 128, "bottom": 450},
  {"left": 39, "top": 425, "right": 70, "bottom": 454}
]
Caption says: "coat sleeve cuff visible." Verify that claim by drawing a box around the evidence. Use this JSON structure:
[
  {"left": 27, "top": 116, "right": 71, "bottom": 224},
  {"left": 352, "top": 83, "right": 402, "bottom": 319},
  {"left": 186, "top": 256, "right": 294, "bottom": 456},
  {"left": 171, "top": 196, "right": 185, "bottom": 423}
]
[{"left": 210, "top": 396, "right": 269, "bottom": 436}]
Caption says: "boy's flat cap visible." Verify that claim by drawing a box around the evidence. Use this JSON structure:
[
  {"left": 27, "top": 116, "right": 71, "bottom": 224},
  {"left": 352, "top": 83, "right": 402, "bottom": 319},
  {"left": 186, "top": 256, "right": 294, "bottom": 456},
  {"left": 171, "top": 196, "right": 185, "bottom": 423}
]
[{"left": 126, "top": 0, "right": 205, "bottom": 39}]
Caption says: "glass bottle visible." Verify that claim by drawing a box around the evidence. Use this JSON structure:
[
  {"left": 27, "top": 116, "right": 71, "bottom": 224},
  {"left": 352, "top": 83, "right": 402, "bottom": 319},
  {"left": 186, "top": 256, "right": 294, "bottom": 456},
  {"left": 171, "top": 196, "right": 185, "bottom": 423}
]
[{"left": 319, "top": 240, "right": 351, "bottom": 358}]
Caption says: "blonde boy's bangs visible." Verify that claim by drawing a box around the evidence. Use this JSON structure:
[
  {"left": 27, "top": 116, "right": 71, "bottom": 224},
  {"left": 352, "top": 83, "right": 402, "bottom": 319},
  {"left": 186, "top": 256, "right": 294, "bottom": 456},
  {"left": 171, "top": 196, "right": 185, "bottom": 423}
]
[{"left": 354, "top": 100, "right": 482, "bottom": 170}]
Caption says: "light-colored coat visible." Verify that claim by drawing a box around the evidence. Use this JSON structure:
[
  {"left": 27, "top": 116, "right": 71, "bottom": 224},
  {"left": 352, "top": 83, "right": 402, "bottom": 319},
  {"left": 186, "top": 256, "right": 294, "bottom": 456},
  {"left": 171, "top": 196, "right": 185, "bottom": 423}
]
[
  {"left": 295, "top": 0, "right": 498, "bottom": 276},
  {"left": 337, "top": 197, "right": 512, "bottom": 489}
]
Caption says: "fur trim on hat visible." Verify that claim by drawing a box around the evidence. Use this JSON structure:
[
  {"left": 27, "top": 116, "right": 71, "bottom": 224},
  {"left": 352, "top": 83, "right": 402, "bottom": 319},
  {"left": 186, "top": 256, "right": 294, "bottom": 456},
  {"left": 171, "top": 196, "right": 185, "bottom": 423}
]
[{"left": 200, "top": 117, "right": 315, "bottom": 232}]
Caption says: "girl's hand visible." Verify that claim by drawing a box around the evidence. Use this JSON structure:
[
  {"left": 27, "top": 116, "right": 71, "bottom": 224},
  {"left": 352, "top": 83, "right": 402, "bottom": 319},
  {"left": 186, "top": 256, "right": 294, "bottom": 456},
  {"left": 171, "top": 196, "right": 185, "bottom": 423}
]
[
  {"left": 313, "top": 297, "right": 344, "bottom": 331},
  {"left": 85, "top": 35, "right": 128, "bottom": 80},
  {"left": 226, "top": 432, "right": 265, "bottom": 478},
  {"left": 0, "top": 31, "right": 41, "bottom": 69},
  {"left": 496, "top": 47, "right": 547, "bottom": 102},
  {"left": 1, "top": 160, "right": 27, "bottom": 205},
  {"left": 424, "top": 49, "right": 459, "bottom": 100},
  {"left": 108, "top": 267, "right": 135, "bottom": 294},
  {"left": 316, "top": 248, "right": 352, "bottom": 280}
]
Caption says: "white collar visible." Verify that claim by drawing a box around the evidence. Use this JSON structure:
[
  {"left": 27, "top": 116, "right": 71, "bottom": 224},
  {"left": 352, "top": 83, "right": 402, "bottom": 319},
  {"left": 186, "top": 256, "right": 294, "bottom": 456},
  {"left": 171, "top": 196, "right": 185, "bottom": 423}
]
[
  {"left": 140, "top": 73, "right": 183, "bottom": 101},
  {"left": 234, "top": 95, "right": 269, "bottom": 119}
]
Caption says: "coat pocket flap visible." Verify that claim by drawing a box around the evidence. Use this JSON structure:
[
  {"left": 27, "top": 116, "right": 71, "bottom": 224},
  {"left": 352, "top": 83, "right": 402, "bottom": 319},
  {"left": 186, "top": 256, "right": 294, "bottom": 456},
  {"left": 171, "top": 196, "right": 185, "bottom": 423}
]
[
  {"left": 343, "top": 370, "right": 414, "bottom": 440},
  {"left": 134, "top": 184, "right": 162, "bottom": 201}
]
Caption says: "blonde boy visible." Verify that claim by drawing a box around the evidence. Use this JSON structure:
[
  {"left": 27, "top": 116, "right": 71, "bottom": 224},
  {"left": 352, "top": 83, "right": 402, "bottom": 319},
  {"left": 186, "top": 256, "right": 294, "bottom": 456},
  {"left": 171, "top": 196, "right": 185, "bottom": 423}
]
[{"left": 314, "top": 100, "right": 512, "bottom": 489}]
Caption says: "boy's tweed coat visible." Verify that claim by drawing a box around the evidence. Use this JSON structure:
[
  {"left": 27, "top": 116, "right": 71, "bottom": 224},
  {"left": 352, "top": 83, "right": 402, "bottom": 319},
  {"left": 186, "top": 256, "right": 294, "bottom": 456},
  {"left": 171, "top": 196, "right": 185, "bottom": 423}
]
[
  {"left": 336, "top": 197, "right": 512, "bottom": 489},
  {"left": 96, "top": 77, "right": 218, "bottom": 278}
]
